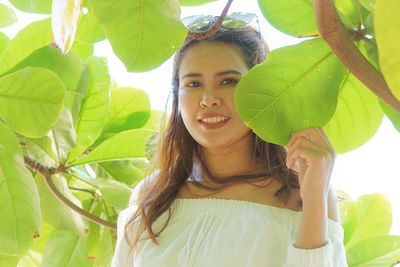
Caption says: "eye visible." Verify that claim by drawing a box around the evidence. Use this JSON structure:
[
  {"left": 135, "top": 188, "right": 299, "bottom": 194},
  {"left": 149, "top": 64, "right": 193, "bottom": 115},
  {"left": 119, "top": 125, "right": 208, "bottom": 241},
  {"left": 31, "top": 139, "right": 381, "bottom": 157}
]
[
  {"left": 221, "top": 78, "right": 238, "bottom": 86},
  {"left": 185, "top": 81, "right": 202, "bottom": 88}
]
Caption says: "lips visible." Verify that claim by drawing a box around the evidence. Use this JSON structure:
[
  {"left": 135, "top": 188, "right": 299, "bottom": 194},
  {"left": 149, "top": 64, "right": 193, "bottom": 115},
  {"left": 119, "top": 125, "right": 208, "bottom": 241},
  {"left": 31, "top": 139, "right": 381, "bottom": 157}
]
[{"left": 198, "top": 113, "right": 230, "bottom": 121}]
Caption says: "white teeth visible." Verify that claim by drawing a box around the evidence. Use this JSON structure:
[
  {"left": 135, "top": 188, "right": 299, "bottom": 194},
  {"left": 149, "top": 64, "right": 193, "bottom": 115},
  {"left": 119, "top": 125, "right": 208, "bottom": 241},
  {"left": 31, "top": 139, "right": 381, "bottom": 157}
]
[{"left": 200, "top": 116, "right": 229, "bottom": 124}]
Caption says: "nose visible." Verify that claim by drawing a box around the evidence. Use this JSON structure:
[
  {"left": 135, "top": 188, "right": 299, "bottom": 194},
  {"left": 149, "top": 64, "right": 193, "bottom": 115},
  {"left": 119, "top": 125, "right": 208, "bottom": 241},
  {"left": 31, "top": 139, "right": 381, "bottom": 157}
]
[{"left": 200, "top": 91, "right": 221, "bottom": 108}]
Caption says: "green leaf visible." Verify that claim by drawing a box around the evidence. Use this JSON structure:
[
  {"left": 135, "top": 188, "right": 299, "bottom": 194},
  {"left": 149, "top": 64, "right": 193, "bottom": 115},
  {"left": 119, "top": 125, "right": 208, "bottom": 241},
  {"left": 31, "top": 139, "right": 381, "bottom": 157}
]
[
  {"left": 16, "top": 250, "right": 41, "bottom": 267},
  {"left": 35, "top": 174, "right": 87, "bottom": 235},
  {"left": 48, "top": 108, "right": 77, "bottom": 162},
  {"left": 235, "top": 38, "right": 345, "bottom": 145},
  {"left": 257, "top": 0, "right": 318, "bottom": 37},
  {"left": 68, "top": 129, "right": 155, "bottom": 166},
  {"left": 334, "top": 0, "right": 362, "bottom": 28},
  {"left": 0, "top": 4, "right": 17, "bottom": 28},
  {"left": 375, "top": 0, "right": 400, "bottom": 101},
  {"left": 94, "top": 159, "right": 148, "bottom": 185},
  {"left": 359, "top": 0, "right": 375, "bottom": 12},
  {"left": 41, "top": 230, "right": 91, "bottom": 267},
  {"left": 90, "top": 0, "right": 187, "bottom": 72},
  {"left": 93, "top": 228, "right": 114, "bottom": 267},
  {"left": 8, "top": 45, "right": 90, "bottom": 126},
  {"left": 323, "top": 70, "right": 384, "bottom": 153},
  {"left": 71, "top": 40, "right": 94, "bottom": 60},
  {"left": 9, "top": 0, "right": 52, "bottom": 14},
  {"left": 179, "top": 0, "right": 218, "bottom": 6},
  {"left": 101, "top": 87, "right": 150, "bottom": 136},
  {"left": 0, "top": 121, "right": 41, "bottom": 256},
  {"left": 0, "top": 18, "right": 52, "bottom": 75},
  {"left": 75, "top": 12, "right": 106, "bottom": 43},
  {"left": 21, "top": 134, "right": 59, "bottom": 169},
  {"left": 380, "top": 100, "right": 400, "bottom": 132},
  {"left": 143, "top": 110, "right": 169, "bottom": 131},
  {"left": 0, "top": 253, "right": 19, "bottom": 267},
  {"left": 0, "top": 67, "right": 66, "bottom": 138},
  {"left": 98, "top": 179, "right": 132, "bottom": 209},
  {"left": 0, "top": 32, "right": 9, "bottom": 56},
  {"left": 67, "top": 56, "right": 110, "bottom": 163},
  {"left": 346, "top": 235, "right": 400, "bottom": 266},
  {"left": 86, "top": 199, "right": 103, "bottom": 258},
  {"left": 30, "top": 222, "right": 54, "bottom": 254},
  {"left": 340, "top": 194, "right": 392, "bottom": 250}
]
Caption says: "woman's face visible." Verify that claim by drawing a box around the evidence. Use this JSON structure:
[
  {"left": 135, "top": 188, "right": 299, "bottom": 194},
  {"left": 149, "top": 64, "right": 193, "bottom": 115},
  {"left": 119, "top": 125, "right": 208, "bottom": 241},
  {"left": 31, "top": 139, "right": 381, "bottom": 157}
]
[{"left": 178, "top": 42, "right": 251, "bottom": 149}]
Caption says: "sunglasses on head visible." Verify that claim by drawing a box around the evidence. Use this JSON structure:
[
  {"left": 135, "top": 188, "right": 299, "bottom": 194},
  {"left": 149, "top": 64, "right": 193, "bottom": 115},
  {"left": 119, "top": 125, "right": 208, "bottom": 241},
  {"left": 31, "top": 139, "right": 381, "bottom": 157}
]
[{"left": 182, "top": 12, "right": 261, "bottom": 38}]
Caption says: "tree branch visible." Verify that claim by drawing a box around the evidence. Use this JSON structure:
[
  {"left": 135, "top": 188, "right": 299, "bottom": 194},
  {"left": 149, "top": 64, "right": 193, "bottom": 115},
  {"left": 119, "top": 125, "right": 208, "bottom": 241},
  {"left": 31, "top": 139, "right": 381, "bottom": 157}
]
[
  {"left": 43, "top": 174, "right": 117, "bottom": 230},
  {"left": 187, "top": 0, "right": 233, "bottom": 40},
  {"left": 24, "top": 156, "right": 117, "bottom": 230},
  {"left": 314, "top": 0, "right": 400, "bottom": 113}
]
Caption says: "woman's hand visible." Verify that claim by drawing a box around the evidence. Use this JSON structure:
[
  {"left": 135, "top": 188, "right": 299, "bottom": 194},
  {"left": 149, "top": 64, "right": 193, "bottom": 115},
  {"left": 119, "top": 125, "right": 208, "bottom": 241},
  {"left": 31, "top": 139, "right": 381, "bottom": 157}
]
[{"left": 286, "top": 127, "right": 336, "bottom": 203}]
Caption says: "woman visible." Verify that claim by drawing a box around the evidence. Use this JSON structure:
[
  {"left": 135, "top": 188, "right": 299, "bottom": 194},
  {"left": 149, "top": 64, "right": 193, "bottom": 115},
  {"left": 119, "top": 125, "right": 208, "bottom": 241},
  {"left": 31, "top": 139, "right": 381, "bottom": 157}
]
[{"left": 111, "top": 21, "right": 347, "bottom": 267}]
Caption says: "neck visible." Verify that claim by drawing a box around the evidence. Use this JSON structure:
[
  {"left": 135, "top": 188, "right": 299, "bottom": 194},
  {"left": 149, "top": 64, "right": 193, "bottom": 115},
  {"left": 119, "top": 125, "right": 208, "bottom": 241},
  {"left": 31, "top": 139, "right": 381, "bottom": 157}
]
[{"left": 199, "top": 132, "right": 260, "bottom": 179}]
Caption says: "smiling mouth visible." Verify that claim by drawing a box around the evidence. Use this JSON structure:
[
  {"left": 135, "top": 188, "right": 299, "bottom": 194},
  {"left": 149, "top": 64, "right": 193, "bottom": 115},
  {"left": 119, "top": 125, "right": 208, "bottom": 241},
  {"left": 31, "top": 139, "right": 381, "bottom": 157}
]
[{"left": 198, "top": 117, "right": 230, "bottom": 129}]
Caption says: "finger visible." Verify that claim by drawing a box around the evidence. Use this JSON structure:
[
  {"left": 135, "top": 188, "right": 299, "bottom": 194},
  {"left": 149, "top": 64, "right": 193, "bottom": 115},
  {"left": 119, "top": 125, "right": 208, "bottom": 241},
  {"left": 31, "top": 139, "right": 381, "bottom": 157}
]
[{"left": 286, "top": 138, "right": 325, "bottom": 168}]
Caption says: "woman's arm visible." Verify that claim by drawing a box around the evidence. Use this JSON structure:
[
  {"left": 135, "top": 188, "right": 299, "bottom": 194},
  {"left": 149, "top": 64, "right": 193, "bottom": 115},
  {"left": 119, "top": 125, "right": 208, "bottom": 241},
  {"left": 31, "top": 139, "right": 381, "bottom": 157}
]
[{"left": 294, "top": 185, "right": 340, "bottom": 249}]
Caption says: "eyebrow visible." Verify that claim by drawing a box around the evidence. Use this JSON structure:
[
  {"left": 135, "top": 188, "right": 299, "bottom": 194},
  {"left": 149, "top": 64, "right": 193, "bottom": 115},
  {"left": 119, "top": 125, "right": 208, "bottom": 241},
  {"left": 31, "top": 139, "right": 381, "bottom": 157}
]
[{"left": 181, "top": 69, "right": 242, "bottom": 79}]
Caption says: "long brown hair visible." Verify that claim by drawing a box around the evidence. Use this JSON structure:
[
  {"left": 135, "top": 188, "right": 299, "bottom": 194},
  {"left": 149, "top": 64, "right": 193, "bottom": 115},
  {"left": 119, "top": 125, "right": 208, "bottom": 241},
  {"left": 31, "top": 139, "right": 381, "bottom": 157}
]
[{"left": 124, "top": 25, "right": 300, "bottom": 251}]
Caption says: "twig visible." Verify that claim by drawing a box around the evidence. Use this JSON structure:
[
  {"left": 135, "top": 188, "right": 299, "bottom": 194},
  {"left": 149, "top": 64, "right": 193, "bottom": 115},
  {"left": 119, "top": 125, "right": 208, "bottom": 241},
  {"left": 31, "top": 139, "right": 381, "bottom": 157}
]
[
  {"left": 187, "top": 0, "right": 233, "bottom": 40},
  {"left": 24, "top": 156, "right": 116, "bottom": 230},
  {"left": 43, "top": 174, "right": 116, "bottom": 230},
  {"left": 314, "top": 0, "right": 400, "bottom": 112}
]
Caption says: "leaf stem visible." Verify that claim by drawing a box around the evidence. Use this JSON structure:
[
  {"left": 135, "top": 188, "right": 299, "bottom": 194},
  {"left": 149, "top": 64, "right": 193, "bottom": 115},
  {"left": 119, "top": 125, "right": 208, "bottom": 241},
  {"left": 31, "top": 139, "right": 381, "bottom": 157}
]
[{"left": 314, "top": 0, "right": 400, "bottom": 112}]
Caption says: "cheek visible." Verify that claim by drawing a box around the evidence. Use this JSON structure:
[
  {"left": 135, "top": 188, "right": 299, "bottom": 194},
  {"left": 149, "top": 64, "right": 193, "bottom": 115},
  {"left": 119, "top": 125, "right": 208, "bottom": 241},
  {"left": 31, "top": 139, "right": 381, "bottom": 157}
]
[{"left": 178, "top": 94, "right": 197, "bottom": 122}]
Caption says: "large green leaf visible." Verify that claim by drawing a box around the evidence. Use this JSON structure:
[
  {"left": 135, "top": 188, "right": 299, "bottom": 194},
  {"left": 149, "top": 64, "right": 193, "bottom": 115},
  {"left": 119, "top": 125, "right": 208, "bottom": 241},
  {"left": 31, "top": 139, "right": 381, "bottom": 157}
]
[
  {"left": 0, "top": 32, "right": 9, "bottom": 56},
  {"left": 0, "top": 67, "right": 66, "bottom": 138},
  {"left": 0, "top": 253, "right": 19, "bottom": 267},
  {"left": 143, "top": 110, "right": 169, "bottom": 131},
  {"left": 340, "top": 194, "right": 392, "bottom": 250},
  {"left": 67, "top": 56, "right": 110, "bottom": 162},
  {"left": 85, "top": 199, "right": 103, "bottom": 258},
  {"left": 0, "top": 3, "right": 17, "bottom": 28},
  {"left": 16, "top": 250, "right": 41, "bottom": 267},
  {"left": 257, "top": 0, "right": 318, "bottom": 37},
  {"left": 94, "top": 159, "right": 148, "bottom": 185},
  {"left": 323, "top": 70, "right": 384, "bottom": 153},
  {"left": 48, "top": 108, "right": 77, "bottom": 163},
  {"left": 90, "top": 0, "right": 187, "bottom": 72},
  {"left": 21, "top": 134, "right": 60, "bottom": 169},
  {"left": 68, "top": 129, "right": 155, "bottom": 166},
  {"left": 71, "top": 40, "right": 94, "bottom": 60},
  {"left": 235, "top": 38, "right": 345, "bottom": 145},
  {"left": 8, "top": 45, "right": 90, "bottom": 126},
  {"left": 35, "top": 173, "right": 86, "bottom": 235},
  {"left": 0, "top": 121, "right": 41, "bottom": 256},
  {"left": 0, "top": 18, "right": 52, "bottom": 75},
  {"left": 9, "top": 0, "right": 51, "bottom": 14},
  {"left": 93, "top": 228, "right": 114, "bottom": 267},
  {"left": 375, "top": 0, "right": 400, "bottom": 101},
  {"left": 41, "top": 230, "right": 91, "bottom": 267},
  {"left": 346, "top": 235, "right": 400, "bottom": 266},
  {"left": 75, "top": 11, "right": 106, "bottom": 43},
  {"left": 98, "top": 179, "right": 132, "bottom": 209},
  {"left": 98, "top": 87, "right": 150, "bottom": 140},
  {"left": 180, "top": 0, "right": 218, "bottom": 6}
]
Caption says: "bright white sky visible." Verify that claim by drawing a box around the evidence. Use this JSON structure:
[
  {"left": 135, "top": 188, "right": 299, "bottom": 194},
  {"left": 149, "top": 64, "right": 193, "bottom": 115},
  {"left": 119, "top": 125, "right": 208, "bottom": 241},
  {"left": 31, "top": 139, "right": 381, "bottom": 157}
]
[{"left": 2, "top": 0, "right": 399, "bottom": 235}]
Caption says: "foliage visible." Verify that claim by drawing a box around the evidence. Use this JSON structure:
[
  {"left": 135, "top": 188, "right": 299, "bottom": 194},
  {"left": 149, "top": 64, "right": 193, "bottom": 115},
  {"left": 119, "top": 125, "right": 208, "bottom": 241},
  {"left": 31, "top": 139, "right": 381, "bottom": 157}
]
[{"left": 0, "top": 0, "right": 399, "bottom": 266}]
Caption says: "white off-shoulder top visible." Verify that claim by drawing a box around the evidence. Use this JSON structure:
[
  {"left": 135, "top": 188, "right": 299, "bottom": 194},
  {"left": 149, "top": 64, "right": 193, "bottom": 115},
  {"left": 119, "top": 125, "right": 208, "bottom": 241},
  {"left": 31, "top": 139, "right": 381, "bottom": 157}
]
[{"left": 111, "top": 195, "right": 348, "bottom": 267}]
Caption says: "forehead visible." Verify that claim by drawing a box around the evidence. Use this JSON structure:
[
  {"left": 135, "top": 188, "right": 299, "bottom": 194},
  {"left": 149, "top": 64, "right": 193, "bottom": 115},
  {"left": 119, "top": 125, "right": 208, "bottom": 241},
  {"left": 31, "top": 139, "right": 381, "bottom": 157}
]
[{"left": 178, "top": 42, "right": 249, "bottom": 77}]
